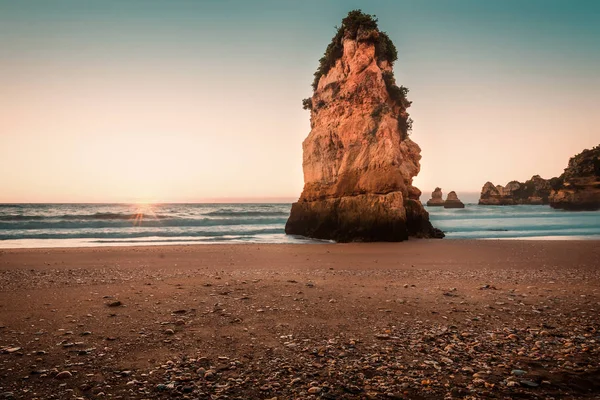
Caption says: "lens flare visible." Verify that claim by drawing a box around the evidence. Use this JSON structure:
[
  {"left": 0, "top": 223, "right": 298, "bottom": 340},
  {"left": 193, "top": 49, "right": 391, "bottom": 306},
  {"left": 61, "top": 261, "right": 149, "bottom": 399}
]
[{"left": 131, "top": 203, "right": 159, "bottom": 226}]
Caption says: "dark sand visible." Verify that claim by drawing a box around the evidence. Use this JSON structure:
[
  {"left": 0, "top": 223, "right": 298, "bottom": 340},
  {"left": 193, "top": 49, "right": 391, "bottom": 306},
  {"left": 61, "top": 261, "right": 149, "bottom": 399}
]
[{"left": 0, "top": 240, "right": 599, "bottom": 399}]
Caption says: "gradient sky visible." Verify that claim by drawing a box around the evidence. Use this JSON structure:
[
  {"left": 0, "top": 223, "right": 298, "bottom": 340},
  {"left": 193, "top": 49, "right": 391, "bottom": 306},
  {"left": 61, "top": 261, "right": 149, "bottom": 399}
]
[{"left": 1, "top": 0, "right": 599, "bottom": 203}]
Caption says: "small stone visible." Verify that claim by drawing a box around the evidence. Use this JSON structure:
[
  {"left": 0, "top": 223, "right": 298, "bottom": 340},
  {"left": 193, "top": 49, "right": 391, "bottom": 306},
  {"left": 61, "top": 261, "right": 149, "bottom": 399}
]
[
  {"left": 55, "top": 371, "right": 73, "bottom": 379},
  {"left": 107, "top": 300, "right": 122, "bottom": 307},
  {"left": 511, "top": 369, "right": 527, "bottom": 376},
  {"left": 308, "top": 386, "right": 322, "bottom": 394},
  {"left": 156, "top": 383, "right": 168, "bottom": 391},
  {"left": 4, "top": 347, "right": 21, "bottom": 354},
  {"left": 164, "top": 329, "right": 175, "bottom": 335},
  {"left": 520, "top": 380, "right": 539, "bottom": 388}
]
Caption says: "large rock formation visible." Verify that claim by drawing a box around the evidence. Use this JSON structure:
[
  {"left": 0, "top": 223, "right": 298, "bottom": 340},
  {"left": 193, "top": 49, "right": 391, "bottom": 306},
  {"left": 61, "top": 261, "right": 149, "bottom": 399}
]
[
  {"left": 426, "top": 188, "right": 444, "bottom": 206},
  {"left": 478, "top": 175, "right": 553, "bottom": 205},
  {"left": 549, "top": 145, "right": 600, "bottom": 210},
  {"left": 285, "top": 10, "right": 443, "bottom": 242},
  {"left": 444, "top": 191, "right": 465, "bottom": 209}
]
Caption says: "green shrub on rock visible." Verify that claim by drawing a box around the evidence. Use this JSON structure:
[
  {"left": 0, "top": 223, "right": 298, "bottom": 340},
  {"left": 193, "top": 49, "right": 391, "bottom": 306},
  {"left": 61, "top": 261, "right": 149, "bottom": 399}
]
[{"left": 312, "top": 10, "right": 398, "bottom": 90}]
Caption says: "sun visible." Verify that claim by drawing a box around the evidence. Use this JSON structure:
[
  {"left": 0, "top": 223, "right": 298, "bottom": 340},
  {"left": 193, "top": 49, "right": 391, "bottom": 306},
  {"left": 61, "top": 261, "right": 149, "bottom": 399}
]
[{"left": 131, "top": 202, "right": 159, "bottom": 226}]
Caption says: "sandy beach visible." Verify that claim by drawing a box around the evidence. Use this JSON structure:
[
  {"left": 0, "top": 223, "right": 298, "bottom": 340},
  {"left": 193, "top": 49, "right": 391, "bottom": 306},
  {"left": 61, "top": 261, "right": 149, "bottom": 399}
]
[{"left": 0, "top": 240, "right": 599, "bottom": 399}]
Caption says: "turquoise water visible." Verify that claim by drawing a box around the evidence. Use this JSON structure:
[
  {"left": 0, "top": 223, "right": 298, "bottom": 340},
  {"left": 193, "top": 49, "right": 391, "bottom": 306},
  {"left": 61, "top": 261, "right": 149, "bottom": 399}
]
[
  {"left": 426, "top": 204, "right": 600, "bottom": 239},
  {"left": 0, "top": 203, "right": 304, "bottom": 248},
  {"left": 0, "top": 203, "right": 598, "bottom": 248}
]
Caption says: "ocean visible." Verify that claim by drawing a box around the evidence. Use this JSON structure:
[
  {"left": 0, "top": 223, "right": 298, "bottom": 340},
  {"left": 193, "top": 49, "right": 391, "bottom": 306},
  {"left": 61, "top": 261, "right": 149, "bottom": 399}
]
[{"left": 0, "top": 203, "right": 598, "bottom": 248}]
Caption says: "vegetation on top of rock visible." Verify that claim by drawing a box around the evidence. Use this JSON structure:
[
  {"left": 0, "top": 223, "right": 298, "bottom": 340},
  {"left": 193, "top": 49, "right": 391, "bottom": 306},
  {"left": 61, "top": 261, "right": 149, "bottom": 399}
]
[
  {"left": 563, "top": 145, "right": 600, "bottom": 180},
  {"left": 398, "top": 116, "right": 413, "bottom": 140},
  {"left": 302, "top": 98, "right": 312, "bottom": 110},
  {"left": 510, "top": 180, "right": 544, "bottom": 200},
  {"left": 382, "top": 71, "right": 410, "bottom": 106},
  {"left": 311, "top": 10, "right": 398, "bottom": 90},
  {"left": 549, "top": 176, "right": 564, "bottom": 190}
]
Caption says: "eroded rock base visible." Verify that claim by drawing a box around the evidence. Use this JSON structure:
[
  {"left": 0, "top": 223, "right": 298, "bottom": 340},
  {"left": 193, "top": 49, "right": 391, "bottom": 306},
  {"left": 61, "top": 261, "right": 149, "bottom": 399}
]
[{"left": 285, "top": 192, "right": 443, "bottom": 242}]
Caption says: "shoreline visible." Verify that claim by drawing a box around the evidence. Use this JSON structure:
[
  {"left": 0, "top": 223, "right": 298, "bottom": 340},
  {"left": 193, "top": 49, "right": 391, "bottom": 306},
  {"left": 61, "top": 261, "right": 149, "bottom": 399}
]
[
  {"left": 1, "top": 241, "right": 599, "bottom": 399},
  {"left": 0, "top": 236, "right": 599, "bottom": 250}
]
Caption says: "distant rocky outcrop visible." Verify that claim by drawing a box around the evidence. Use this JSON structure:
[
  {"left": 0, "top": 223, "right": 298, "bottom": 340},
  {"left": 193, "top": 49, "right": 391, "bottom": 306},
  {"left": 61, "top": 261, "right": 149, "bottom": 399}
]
[
  {"left": 549, "top": 145, "right": 600, "bottom": 211},
  {"left": 444, "top": 191, "right": 465, "bottom": 209},
  {"left": 285, "top": 10, "right": 443, "bottom": 242},
  {"left": 426, "top": 188, "right": 444, "bottom": 206},
  {"left": 478, "top": 175, "right": 554, "bottom": 205}
]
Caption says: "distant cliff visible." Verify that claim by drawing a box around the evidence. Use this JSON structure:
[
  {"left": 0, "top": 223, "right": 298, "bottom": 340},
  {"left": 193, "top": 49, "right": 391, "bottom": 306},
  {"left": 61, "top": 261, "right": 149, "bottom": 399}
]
[
  {"left": 549, "top": 145, "right": 600, "bottom": 211},
  {"left": 479, "top": 145, "right": 600, "bottom": 210},
  {"left": 479, "top": 175, "right": 558, "bottom": 205},
  {"left": 285, "top": 10, "right": 443, "bottom": 241}
]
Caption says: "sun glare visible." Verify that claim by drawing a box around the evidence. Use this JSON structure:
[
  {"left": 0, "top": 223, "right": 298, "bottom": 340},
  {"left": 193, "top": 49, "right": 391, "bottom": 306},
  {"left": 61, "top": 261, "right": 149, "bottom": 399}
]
[{"left": 131, "top": 202, "right": 159, "bottom": 226}]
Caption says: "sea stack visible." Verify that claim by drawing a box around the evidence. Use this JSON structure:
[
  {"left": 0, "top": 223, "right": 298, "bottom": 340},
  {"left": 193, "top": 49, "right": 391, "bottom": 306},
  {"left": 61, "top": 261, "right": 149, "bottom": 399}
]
[
  {"left": 549, "top": 145, "right": 600, "bottom": 210},
  {"left": 478, "top": 175, "right": 554, "bottom": 205},
  {"left": 444, "top": 191, "right": 465, "bottom": 208},
  {"left": 426, "top": 188, "right": 445, "bottom": 206},
  {"left": 285, "top": 10, "right": 443, "bottom": 242}
]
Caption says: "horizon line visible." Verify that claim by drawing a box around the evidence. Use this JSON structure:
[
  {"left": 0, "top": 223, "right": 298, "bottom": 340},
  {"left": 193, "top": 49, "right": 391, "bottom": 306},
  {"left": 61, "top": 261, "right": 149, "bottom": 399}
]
[{"left": 0, "top": 191, "right": 487, "bottom": 204}]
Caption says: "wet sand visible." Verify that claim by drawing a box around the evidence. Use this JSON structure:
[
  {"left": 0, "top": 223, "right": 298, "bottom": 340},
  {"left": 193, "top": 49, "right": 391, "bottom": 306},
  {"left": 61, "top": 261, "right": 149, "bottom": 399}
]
[{"left": 0, "top": 240, "right": 599, "bottom": 399}]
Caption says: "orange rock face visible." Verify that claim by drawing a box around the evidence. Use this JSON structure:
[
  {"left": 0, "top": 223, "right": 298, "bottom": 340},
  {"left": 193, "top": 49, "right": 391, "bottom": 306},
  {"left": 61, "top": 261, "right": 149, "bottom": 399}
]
[{"left": 285, "top": 12, "right": 442, "bottom": 242}]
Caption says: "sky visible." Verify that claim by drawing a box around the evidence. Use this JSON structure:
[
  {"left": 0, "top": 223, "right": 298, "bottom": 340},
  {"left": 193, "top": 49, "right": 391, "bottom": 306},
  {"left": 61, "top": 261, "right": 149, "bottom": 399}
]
[{"left": 1, "top": 0, "right": 599, "bottom": 203}]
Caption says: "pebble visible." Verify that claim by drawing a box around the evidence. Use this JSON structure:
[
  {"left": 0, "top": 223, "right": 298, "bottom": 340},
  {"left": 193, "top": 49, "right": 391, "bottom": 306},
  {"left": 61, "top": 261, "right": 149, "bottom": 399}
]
[
  {"left": 520, "top": 380, "right": 539, "bottom": 388},
  {"left": 307, "top": 386, "right": 322, "bottom": 394},
  {"left": 204, "top": 370, "right": 215, "bottom": 380},
  {"left": 3, "top": 347, "right": 21, "bottom": 354},
  {"left": 55, "top": 371, "right": 73, "bottom": 379}
]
